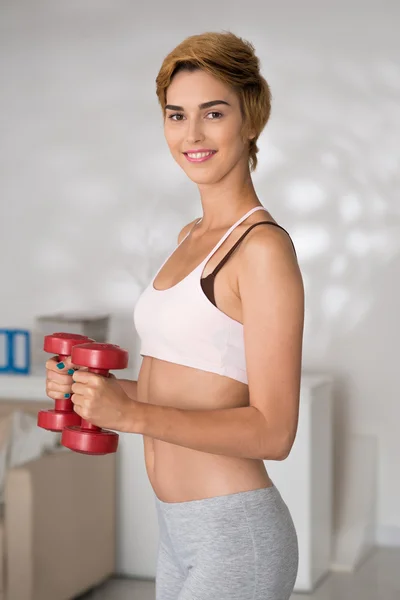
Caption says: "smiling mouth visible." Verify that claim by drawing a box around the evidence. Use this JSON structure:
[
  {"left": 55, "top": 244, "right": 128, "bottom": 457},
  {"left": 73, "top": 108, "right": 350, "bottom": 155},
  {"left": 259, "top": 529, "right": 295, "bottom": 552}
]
[{"left": 184, "top": 150, "right": 217, "bottom": 163}]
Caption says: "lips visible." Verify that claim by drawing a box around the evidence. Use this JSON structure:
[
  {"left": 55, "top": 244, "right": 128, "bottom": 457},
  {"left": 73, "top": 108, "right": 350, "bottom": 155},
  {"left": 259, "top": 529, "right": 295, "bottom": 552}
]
[{"left": 184, "top": 150, "right": 217, "bottom": 163}]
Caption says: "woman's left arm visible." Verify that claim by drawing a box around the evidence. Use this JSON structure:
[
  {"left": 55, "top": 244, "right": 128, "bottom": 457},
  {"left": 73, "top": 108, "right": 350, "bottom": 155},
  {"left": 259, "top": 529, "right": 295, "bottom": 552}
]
[{"left": 130, "top": 226, "right": 304, "bottom": 461}]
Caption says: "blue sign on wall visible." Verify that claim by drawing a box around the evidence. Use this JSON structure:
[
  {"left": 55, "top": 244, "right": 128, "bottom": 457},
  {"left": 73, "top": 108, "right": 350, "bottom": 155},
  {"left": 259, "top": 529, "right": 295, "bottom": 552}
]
[{"left": 0, "top": 329, "right": 31, "bottom": 374}]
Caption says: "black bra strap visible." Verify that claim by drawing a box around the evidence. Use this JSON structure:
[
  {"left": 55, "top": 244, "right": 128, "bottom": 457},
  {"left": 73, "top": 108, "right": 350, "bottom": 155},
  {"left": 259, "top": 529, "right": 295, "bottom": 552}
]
[{"left": 209, "top": 221, "right": 297, "bottom": 279}]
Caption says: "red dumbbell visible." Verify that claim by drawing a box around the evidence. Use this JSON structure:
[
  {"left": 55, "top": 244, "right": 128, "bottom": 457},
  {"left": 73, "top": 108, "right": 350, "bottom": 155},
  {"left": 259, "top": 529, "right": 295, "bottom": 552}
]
[
  {"left": 61, "top": 342, "right": 129, "bottom": 455},
  {"left": 38, "top": 332, "right": 95, "bottom": 432}
]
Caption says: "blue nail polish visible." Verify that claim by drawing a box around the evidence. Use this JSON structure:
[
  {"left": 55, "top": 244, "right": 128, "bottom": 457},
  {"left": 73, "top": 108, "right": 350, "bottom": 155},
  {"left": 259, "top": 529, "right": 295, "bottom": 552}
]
[
  {"left": 64, "top": 393, "right": 71, "bottom": 398},
  {"left": 56, "top": 362, "right": 65, "bottom": 369},
  {"left": 67, "top": 369, "right": 74, "bottom": 375}
]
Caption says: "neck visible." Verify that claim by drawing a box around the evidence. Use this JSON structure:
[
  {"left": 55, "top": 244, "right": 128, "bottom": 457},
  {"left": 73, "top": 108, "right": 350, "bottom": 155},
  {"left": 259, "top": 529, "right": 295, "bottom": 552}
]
[{"left": 195, "top": 162, "right": 262, "bottom": 232}]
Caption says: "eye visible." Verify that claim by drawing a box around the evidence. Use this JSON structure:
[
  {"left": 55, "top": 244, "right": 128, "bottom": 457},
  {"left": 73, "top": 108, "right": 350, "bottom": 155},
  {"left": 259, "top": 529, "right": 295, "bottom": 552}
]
[
  {"left": 168, "top": 113, "right": 184, "bottom": 121},
  {"left": 206, "top": 111, "right": 223, "bottom": 119}
]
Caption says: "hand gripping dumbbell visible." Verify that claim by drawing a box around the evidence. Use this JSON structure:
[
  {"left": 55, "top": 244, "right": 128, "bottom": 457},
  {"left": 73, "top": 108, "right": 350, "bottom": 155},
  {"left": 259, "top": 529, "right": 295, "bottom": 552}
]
[
  {"left": 38, "top": 332, "right": 95, "bottom": 432},
  {"left": 61, "top": 342, "right": 129, "bottom": 455}
]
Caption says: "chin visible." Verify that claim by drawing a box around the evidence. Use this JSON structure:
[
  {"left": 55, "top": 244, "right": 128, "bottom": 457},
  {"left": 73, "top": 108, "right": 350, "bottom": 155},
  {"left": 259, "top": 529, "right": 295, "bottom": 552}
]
[
  {"left": 185, "top": 171, "right": 222, "bottom": 185},
  {"left": 180, "top": 162, "right": 227, "bottom": 185}
]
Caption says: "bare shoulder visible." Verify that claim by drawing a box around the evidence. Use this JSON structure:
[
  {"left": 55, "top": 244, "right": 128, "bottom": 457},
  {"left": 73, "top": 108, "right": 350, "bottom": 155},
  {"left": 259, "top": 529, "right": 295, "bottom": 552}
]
[
  {"left": 236, "top": 217, "right": 302, "bottom": 298},
  {"left": 239, "top": 216, "right": 297, "bottom": 264},
  {"left": 177, "top": 218, "right": 200, "bottom": 244},
  {"left": 237, "top": 218, "right": 304, "bottom": 321}
]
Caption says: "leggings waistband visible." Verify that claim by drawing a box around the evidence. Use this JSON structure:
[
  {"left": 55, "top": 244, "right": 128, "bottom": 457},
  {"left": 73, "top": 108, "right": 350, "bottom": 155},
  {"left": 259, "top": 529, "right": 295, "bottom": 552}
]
[{"left": 154, "top": 483, "right": 279, "bottom": 512}]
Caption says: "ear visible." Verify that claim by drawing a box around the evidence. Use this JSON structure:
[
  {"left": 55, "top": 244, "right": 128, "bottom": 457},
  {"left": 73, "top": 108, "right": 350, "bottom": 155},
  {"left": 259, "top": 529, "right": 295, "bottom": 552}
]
[
  {"left": 245, "top": 126, "right": 256, "bottom": 141},
  {"left": 241, "top": 122, "right": 256, "bottom": 144},
  {"left": 248, "top": 129, "right": 256, "bottom": 141}
]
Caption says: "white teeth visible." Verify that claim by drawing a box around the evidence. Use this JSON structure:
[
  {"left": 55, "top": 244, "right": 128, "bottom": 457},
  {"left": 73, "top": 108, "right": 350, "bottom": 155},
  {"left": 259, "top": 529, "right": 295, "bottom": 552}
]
[{"left": 187, "top": 151, "right": 214, "bottom": 159}]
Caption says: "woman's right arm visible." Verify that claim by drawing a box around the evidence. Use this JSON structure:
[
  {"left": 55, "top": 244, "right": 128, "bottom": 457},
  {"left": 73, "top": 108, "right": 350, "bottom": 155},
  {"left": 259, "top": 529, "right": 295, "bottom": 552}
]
[{"left": 116, "top": 378, "right": 138, "bottom": 401}]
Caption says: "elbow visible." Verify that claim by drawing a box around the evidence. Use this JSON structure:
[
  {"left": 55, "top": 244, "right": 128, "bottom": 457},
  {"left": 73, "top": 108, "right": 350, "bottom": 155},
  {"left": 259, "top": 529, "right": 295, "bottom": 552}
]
[
  {"left": 262, "top": 433, "right": 294, "bottom": 461},
  {"left": 275, "top": 446, "right": 291, "bottom": 461},
  {"left": 276, "top": 433, "right": 295, "bottom": 461}
]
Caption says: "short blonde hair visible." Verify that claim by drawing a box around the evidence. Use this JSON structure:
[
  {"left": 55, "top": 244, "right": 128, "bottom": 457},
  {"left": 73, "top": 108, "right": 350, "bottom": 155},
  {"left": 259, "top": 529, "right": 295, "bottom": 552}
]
[{"left": 155, "top": 31, "right": 272, "bottom": 172}]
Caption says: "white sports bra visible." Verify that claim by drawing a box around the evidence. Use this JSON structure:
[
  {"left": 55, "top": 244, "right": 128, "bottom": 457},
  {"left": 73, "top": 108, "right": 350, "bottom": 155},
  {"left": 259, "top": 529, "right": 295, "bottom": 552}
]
[{"left": 133, "top": 206, "right": 296, "bottom": 384}]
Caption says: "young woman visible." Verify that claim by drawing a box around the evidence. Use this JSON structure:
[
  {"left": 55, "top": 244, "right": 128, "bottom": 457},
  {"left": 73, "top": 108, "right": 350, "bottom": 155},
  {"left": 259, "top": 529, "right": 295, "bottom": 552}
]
[{"left": 46, "top": 31, "right": 304, "bottom": 600}]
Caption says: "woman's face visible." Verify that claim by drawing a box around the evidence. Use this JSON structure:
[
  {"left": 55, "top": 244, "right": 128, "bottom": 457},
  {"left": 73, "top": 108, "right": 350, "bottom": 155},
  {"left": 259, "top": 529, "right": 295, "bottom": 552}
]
[{"left": 164, "top": 69, "right": 252, "bottom": 185}]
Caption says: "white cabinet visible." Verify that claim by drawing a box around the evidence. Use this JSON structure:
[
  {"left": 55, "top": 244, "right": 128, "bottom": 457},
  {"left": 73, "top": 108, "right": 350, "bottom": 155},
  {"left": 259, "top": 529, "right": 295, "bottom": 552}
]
[{"left": 265, "top": 374, "right": 333, "bottom": 592}]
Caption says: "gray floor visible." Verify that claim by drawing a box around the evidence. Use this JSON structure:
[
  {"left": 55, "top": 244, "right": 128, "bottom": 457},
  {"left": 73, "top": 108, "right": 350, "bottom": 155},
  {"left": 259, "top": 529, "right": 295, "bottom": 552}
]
[{"left": 79, "top": 546, "right": 400, "bottom": 599}]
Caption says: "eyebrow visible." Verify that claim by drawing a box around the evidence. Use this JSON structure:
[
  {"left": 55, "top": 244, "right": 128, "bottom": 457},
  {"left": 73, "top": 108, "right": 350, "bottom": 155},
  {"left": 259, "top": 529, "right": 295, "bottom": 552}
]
[{"left": 165, "top": 100, "right": 231, "bottom": 111}]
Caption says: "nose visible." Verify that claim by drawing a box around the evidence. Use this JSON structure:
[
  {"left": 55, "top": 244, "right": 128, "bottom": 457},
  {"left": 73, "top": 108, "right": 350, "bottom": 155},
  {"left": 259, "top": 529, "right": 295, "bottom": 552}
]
[{"left": 186, "top": 117, "right": 205, "bottom": 145}]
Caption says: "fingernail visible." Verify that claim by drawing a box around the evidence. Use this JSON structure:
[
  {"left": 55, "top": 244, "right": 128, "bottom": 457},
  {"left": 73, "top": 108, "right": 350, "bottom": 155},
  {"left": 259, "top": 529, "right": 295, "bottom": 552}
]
[
  {"left": 64, "top": 393, "right": 71, "bottom": 398},
  {"left": 56, "top": 362, "right": 65, "bottom": 369},
  {"left": 67, "top": 369, "right": 74, "bottom": 375}
]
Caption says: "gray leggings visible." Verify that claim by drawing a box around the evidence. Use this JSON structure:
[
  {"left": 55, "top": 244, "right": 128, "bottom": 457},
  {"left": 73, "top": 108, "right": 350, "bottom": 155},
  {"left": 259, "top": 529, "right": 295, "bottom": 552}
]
[{"left": 154, "top": 483, "right": 298, "bottom": 600}]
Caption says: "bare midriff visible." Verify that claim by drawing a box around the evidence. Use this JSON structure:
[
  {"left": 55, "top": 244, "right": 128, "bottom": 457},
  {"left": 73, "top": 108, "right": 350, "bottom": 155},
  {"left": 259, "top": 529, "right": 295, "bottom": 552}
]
[{"left": 137, "top": 356, "right": 273, "bottom": 504}]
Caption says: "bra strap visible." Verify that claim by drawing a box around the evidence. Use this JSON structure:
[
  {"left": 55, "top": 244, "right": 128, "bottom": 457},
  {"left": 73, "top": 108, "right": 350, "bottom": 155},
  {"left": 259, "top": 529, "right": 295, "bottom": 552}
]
[
  {"left": 179, "top": 217, "right": 202, "bottom": 245},
  {"left": 208, "top": 221, "right": 297, "bottom": 279},
  {"left": 200, "top": 206, "right": 269, "bottom": 264}
]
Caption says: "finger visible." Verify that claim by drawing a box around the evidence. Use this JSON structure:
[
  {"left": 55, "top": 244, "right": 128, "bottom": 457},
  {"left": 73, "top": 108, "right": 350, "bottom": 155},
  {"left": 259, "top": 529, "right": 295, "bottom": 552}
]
[
  {"left": 46, "top": 380, "right": 73, "bottom": 395},
  {"left": 45, "top": 356, "right": 76, "bottom": 376},
  {"left": 46, "top": 370, "right": 75, "bottom": 391},
  {"left": 72, "top": 403, "right": 84, "bottom": 416},
  {"left": 71, "top": 395, "right": 86, "bottom": 413},
  {"left": 46, "top": 367, "right": 75, "bottom": 383},
  {"left": 45, "top": 356, "right": 73, "bottom": 370},
  {"left": 71, "top": 369, "right": 98, "bottom": 386},
  {"left": 45, "top": 388, "right": 74, "bottom": 401},
  {"left": 70, "top": 381, "right": 89, "bottom": 397}
]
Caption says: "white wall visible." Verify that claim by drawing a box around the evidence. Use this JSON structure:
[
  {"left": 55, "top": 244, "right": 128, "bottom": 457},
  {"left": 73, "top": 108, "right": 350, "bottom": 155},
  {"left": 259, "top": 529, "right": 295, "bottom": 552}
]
[{"left": 1, "top": 0, "right": 399, "bottom": 570}]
